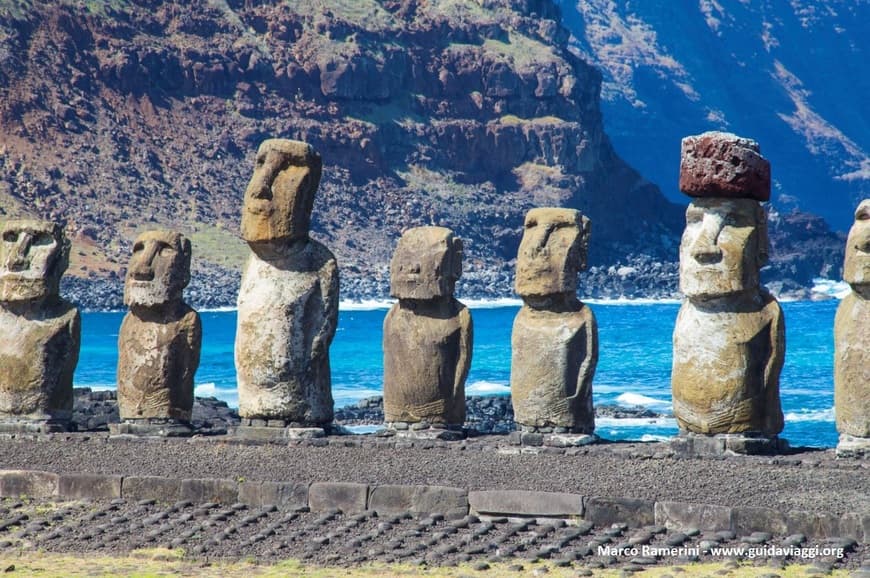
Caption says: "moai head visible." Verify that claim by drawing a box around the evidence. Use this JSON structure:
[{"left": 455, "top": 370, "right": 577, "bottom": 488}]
[
  {"left": 241, "top": 139, "right": 322, "bottom": 245},
  {"left": 515, "top": 208, "right": 590, "bottom": 298},
  {"left": 843, "top": 199, "right": 870, "bottom": 291},
  {"left": 0, "top": 219, "right": 69, "bottom": 304},
  {"left": 678, "top": 132, "right": 771, "bottom": 300},
  {"left": 124, "top": 230, "right": 192, "bottom": 308},
  {"left": 390, "top": 226, "right": 462, "bottom": 300}
]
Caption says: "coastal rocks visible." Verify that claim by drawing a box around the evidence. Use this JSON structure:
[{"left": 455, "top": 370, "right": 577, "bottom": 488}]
[
  {"left": 510, "top": 208, "right": 598, "bottom": 443},
  {"left": 672, "top": 133, "right": 785, "bottom": 452},
  {"left": 114, "top": 231, "right": 201, "bottom": 435},
  {"left": 235, "top": 139, "right": 338, "bottom": 431},
  {"left": 0, "top": 219, "right": 80, "bottom": 433},
  {"left": 835, "top": 199, "right": 870, "bottom": 457},
  {"left": 382, "top": 227, "right": 472, "bottom": 435}
]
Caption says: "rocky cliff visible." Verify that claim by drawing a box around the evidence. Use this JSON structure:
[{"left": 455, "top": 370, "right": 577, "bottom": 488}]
[{"left": 0, "top": 0, "right": 837, "bottom": 308}]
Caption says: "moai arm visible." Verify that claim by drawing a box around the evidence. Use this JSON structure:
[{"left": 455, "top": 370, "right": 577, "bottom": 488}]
[
  {"left": 572, "top": 305, "right": 599, "bottom": 399},
  {"left": 312, "top": 256, "right": 339, "bottom": 358},
  {"left": 763, "top": 298, "right": 785, "bottom": 433},
  {"left": 183, "top": 311, "right": 202, "bottom": 388},
  {"left": 65, "top": 308, "right": 82, "bottom": 378},
  {"left": 454, "top": 305, "right": 473, "bottom": 400}
]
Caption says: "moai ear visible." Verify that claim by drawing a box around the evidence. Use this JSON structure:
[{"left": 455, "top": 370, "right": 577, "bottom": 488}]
[
  {"left": 578, "top": 215, "right": 592, "bottom": 271},
  {"left": 755, "top": 204, "right": 769, "bottom": 268},
  {"left": 180, "top": 236, "right": 193, "bottom": 289},
  {"left": 451, "top": 237, "right": 463, "bottom": 279}
]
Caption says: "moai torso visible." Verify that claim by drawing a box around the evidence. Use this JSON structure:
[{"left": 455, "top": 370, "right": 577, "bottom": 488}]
[
  {"left": 510, "top": 208, "right": 598, "bottom": 432},
  {"left": 117, "top": 231, "right": 201, "bottom": 422},
  {"left": 671, "top": 132, "right": 784, "bottom": 436},
  {"left": 382, "top": 226, "right": 471, "bottom": 425},
  {"left": 118, "top": 306, "right": 201, "bottom": 421},
  {"left": 0, "top": 220, "right": 80, "bottom": 422},
  {"left": 511, "top": 303, "right": 597, "bottom": 429},
  {"left": 0, "top": 303, "right": 79, "bottom": 419},
  {"left": 834, "top": 199, "right": 870, "bottom": 439},
  {"left": 383, "top": 299, "right": 471, "bottom": 424},
  {"left": 672, "top": 294, "right": 784, "bottom": 434},
  {"left": 236, "top": 241, "right": 338, "bottom": 422}
]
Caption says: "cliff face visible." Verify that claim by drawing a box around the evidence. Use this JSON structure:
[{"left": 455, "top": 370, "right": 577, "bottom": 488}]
[{"left": 0, "top": 0, "right": 684, "bottom": 303}]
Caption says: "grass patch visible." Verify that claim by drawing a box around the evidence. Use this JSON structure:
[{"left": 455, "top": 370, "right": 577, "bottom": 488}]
[
  {"left": 0, "top": 553, "right": 854, "bottom": 578},
  {"left": 498, "top": 114, "right": 566, "bottom": 125},
  {"left": 484, "top": 31, "right": 559, "bottom": 70},
  {"left": 185, "top": 223, "right": 248, "bottom": 271},
  {"left": 285, "top": 0, "right": 396, "bottom": 32}
]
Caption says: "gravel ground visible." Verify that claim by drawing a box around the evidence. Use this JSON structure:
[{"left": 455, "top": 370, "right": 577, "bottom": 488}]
[
  {"left": 0, "top": 497, "right": 866, "bottom": 571},
  {"left": 0, "top": 435, "right": 867, "bottom": 515}
]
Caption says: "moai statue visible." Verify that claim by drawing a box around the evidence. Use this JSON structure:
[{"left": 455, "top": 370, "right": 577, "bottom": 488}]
[
  {"left": 0, "top": 219, "right": 80, "bottom": 432},
  {"left": 672, "top": 132, "right": 785, "bottom": 454},
  {"left": 510, "top": 208, "right": 598, "bottom": 446},
  {"left": 235, "top": 139, "right": 338, "bottom": 436},
  {"left": 114, "top": 231, "right": 201, "bottom": 436},
  {"left": 835, "top": 199, "right": 870, "bottom": 457},
  {"left": 382, "top": 226, "right": 472, "bottom": 439}
]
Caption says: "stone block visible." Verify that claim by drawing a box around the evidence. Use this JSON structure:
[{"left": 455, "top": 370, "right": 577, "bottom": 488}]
[
  {"left": 731, "top": 507, "right": 787, "bottom": 535},
  {"left": 584, "top": 497, "right": 655, "bottom": 528},
  {"left": 309, "top": 482, "right": 368, "bottom": 513},
  {"left": 59, "top": 474, "right": 122, "bottom": 500},
  {"left": 0, "top": 470, "right": 59, "bottom": 498},
  {"left": 370, "top": 485, "right": 468, "bottom": 518},
  {"left": 655, "top": 501, "right": 732, "bottom": 532},
  {"left": 468, "top": 490, "right": 583, "bottom": 517},
  {"left": 122, "top": 476, "right": 183, "bottom": 503},
  {"left": 181, "top": 478, "right": 239, "bottom": 504},
  {"left": 238, "top": 481, "right": 309, "bottom": 509}
]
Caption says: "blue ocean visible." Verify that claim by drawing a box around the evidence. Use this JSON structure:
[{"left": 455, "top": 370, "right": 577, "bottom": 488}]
[{"left": 76, "top": 298, "right": 841, "bottom": 448}]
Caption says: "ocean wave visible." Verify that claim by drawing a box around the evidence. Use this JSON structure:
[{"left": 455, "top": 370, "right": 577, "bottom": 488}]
[
  {"left": 615, "top": 392, "right": 672, "bottom": 409},
  {"left": 811, "top": 278, "right": 850, "bottom": 299},
  {"left": 339, "top": 299, "right": 394, "bottom": 311},
  {"left": 85, "top": 383, "right": 116, "bottom": 391},
  {"left": 466, "top": 381, "right": 511, "bottom": 395},
  {"left": 784, "top": 407, "right": 835, "bottom": 423},
  {"left": 639, "top": 434, "right": 673, "bottom": 442},
  {"left": 586, "top": 297, "right": 681, "bottom": 305},
  {"left": 198, "top": 306, "right": 238, "bottom": 313},
  {"left": 462, "top": 298, "right": 524, "bottom": 309}
]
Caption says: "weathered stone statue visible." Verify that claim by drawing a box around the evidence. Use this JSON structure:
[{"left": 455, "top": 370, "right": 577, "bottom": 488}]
[
  {"left": 0, "top": 219, "right": 80, "bottom": 432},
  {"left": 114, "top": 231, "right": 201, "bottom": 435},
  {"left": 235, "top": 139, "right": 338, "bottom": 436},
  {"left": 835, "top": 199, "right": 870, "bottom": 457},
  {"left": 672, "top": 132, "right": 785, "bottom": 454},
  {"left": 382, "top": 226, "right": 472, "bottom": 437},
  {"left": 510, "top": 208, "right": 598, "bottom": 445}
]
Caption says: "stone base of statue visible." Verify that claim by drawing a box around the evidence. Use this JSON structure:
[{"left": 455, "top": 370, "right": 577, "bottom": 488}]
[
  {"left": 669, "top": 431, "right": 788, "bottom": 456},
  {"left": 109, "top": 419, "right": 193, "bottom": 437},
  {"left": 376, "top": 421, "right": 466, "bottom": 441},
  {"left": 231, "top": 418, "right": 329, "bottom": 441},
  {"left": 836, "top": 434, "right": 870, "bottom": 459},
  {"left": 0, "top": 418, "right": 70, "bottom": 434},
  {"left": 509, "top": 427, "right": 598, "bottom": 448}
]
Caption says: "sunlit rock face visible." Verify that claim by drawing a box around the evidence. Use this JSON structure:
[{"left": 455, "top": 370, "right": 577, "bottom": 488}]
[
  {"left": 511, "top": 208, "right": 598, "bottom": 432},
  {"left": 235, "top": 139, "right": 338, "bottom": 425},
  {"left": 383, "top": 226, "right": 471, "bottom": 426},
  {"left": 117, "top": 230, "right": 201, "bottom": 422},
  {"left": 672, "top": 133, "right": 784, "bottom": 436},
  {"left": 0, "top": 220, "right": 80, "bottom": 425},
  {"left": 835, "top": 199, "right": 870, "bottom": 449}
]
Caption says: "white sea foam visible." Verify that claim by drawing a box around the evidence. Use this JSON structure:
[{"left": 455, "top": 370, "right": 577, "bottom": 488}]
[
  {"left": 462, "top": 298, "right": 524, "bottom": 309},
  {"left": 784, "top": 407, "right": 835, "bottom": 423},
  {"left": 339, "top": 299, "right": 394, "bottom": 311},
  {"left": 194, "top": 382, "right": 238, "bottom": 407},
  {"left": 811, "top": 278, "right": 850, "bottom": 299},
  {"left": 198, "top": 306, "right": 238, "bottom": 313},
  {"left": 466, "top": 381, "right": 511, "bottom": 395},
  {"left": 87, "top": 383, "right": 116, "bottom": 391},
  {"left": 597, "top": 417, "right": 677, "bottom": 427},
  {"left": 639, "top": 434, "right": 673, "bottom": 442},
  {"left": 344, "top": 425, "right": 380, "bottom": 434},
  {"left": 586, "top": 297, "right": 681, "bottom": 305},
  {"left": 615, "top": 392, "right": 672, "bottom": 409}
]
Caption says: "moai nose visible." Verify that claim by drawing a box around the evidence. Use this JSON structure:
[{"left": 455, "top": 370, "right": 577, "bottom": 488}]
[
  {"left": 131, "top": 243, "right": 159, "bottom": 281},
  {"left": 690, "top": 219, "right": 723, "bottom": 264}
]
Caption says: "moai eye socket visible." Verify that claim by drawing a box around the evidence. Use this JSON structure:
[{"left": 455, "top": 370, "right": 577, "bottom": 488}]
[
  {"left": 158, "top": 243, "right": 176, "bottom": 257},
  {"left": 2, "top": 230, "right": 18, "bottom": 243},
  {"left": 132, "top": 242, "right": 145, "bottom": 253},
  {"left": 32, "top": 232, "right": 55, "bottom": 246}
]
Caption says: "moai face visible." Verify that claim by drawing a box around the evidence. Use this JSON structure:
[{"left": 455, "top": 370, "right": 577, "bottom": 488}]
[
  {"left": 679, "top": 198, "right": 768, "bottom": 299},
  {"left": 241, "top": 139, "right": 322, "bottom": 245},
  {"left": 390, "top": 227, "right": 462, "bottom": 300},
  {"left": 124, "top": 231, "right": 191, "bottom": 308},
  {"left": 843, "top": 200, "right": 870, "bottom": 289},
  {"left": 515, "top": 208, "right": 590, "bottom": 298},
  {"left": 0, "top": 219, "right": 69, "bottom": 303}
]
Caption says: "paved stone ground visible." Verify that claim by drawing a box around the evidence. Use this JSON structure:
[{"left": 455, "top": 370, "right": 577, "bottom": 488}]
[{"left": 1, "top": 497, "right": 867, "bottom": 573}]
